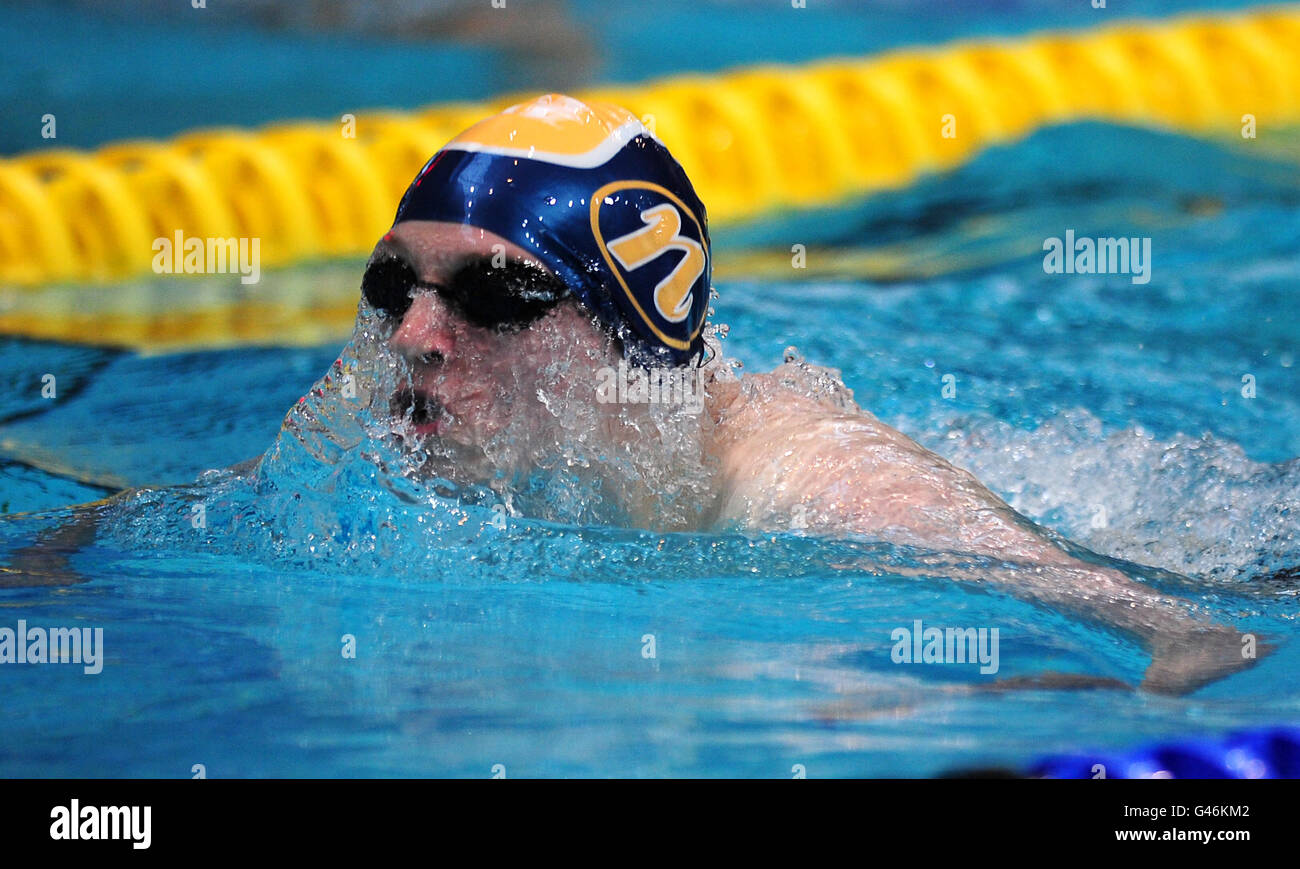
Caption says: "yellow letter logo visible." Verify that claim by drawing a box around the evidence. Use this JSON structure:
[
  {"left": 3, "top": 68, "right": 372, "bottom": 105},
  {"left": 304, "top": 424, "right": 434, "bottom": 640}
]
[
  {"left": 605, "top": 203, "right": 704, "bottom": 322},
  {"left": 591, "top": 181, "right": 709, "bottom": 351}
]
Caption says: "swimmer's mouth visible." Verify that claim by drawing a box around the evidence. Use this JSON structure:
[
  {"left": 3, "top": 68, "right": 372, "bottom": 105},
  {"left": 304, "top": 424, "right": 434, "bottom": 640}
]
[{"left": 392, "top": 388, "right": 449, "bottom": 437}]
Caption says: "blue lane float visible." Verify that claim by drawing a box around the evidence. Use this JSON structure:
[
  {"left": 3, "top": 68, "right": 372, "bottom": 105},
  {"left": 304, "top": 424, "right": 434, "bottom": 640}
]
[{"left": 1032, "top": 727, "right": 1300, "bottom": 779}]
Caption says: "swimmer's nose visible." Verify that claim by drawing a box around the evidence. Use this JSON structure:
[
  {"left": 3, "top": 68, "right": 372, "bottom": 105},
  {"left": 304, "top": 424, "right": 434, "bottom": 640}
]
[{"left": 389, "top": 290, "right": 457, "bottom": 364}]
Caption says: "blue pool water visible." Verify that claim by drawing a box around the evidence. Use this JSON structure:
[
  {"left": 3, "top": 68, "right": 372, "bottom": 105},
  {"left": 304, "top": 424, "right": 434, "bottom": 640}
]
[{"left": 1, "top": 123, "right": 1297, "bottom": 777}]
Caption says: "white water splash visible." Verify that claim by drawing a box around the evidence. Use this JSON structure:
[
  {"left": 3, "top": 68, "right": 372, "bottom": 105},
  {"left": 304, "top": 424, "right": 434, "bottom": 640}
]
[{"left": 925, "top": 408, "right": 1300, "bottom": 583}]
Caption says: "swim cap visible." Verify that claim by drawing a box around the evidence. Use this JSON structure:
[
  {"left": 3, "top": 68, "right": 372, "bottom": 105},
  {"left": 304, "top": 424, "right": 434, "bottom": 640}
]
[{"left": 391, "top": 94, "right": 711, "bottom": 367}]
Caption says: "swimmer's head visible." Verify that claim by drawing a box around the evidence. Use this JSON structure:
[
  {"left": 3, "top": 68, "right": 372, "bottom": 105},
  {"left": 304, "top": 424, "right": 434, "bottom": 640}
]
[
  {"left": 380, "top": 93, "right": 711, "bottom": 368},
  {"left": 365, "top": 219, "right": 622, "bottom": 448}
]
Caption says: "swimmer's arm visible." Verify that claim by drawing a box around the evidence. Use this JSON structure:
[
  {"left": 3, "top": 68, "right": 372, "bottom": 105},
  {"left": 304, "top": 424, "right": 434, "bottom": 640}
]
[
  {"left": 0, "top": 459, "right": 258, "bottom": 589},
  {"left": 708, "top": 372, "right": 1263, "bottom": 694},
  {"left": 708, "top": 372, "right": 961, "bottom": 538},
  {"left": 1, "top": 501, "right": 106, "bottom": 588}
]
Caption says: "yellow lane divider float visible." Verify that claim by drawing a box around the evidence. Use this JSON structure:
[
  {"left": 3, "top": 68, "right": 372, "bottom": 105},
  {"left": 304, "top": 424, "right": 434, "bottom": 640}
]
[{"left": 2, "top": 5, "right": 1299, "bottom": 288}]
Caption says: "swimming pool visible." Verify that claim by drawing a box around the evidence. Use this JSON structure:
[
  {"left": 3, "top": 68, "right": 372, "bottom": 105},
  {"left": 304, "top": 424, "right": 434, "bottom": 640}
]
[{"left": 1, "top": 121, "right": 1296, "bottom": 777}]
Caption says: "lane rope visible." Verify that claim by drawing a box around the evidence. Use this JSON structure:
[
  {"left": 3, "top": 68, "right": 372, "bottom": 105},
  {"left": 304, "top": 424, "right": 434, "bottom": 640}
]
[{"left": 2, "top": 6, "right": 1298, "bottom": 285}]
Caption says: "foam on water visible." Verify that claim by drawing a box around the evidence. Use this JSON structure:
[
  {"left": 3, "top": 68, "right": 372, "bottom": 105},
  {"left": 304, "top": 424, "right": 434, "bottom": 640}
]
[{"left": 927, "top": 409, "right": 1300, "bottom": 585}]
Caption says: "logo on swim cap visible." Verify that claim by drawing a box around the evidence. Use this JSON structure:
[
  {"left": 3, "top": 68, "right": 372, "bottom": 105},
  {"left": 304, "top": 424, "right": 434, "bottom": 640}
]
[
  {"left": 391, "top": 94, "right": 711, "bottom": 367},
  {"left": 592, "top": 182, "right": 707, "bottom": 348}
]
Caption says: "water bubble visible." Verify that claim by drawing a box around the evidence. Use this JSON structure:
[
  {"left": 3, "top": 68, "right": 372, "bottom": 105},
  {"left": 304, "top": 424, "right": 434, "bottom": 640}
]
[{"left": 783, "top": 346, "right": 803, "bottom": 364}]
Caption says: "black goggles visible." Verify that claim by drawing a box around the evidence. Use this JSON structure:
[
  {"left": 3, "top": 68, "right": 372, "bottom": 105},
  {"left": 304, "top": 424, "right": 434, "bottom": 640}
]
[{"left": 361, "top": 253, "right": 570, "bottom": 332}]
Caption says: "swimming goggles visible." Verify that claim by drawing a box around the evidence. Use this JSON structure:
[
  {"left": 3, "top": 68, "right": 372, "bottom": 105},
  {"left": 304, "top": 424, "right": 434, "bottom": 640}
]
[{"left": 361, "top": 253, "right": 571, "bottom": 333}]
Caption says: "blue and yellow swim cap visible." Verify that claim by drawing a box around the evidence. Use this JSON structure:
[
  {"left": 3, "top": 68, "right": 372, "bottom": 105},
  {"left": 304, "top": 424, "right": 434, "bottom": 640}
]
[{"left": 392, "top": 94, "right": 711, "bottom": 367}]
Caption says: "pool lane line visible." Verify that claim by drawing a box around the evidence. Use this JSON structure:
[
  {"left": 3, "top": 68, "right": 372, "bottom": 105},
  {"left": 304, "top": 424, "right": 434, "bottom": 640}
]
[{"left": 3, "top": 5, "right": 1300, "bottom": 287}]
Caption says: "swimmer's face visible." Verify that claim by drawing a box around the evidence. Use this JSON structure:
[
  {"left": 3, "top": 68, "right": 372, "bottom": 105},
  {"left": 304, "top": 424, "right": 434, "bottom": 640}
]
[{"left": 365, "top": 221, "right": 616, "bottom": 447}]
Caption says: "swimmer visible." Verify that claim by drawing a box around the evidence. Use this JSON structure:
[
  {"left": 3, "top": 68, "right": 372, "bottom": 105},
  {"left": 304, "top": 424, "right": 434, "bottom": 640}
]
[{"left": 355, "top": 94, "right": 1261, "bottom": 695}]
